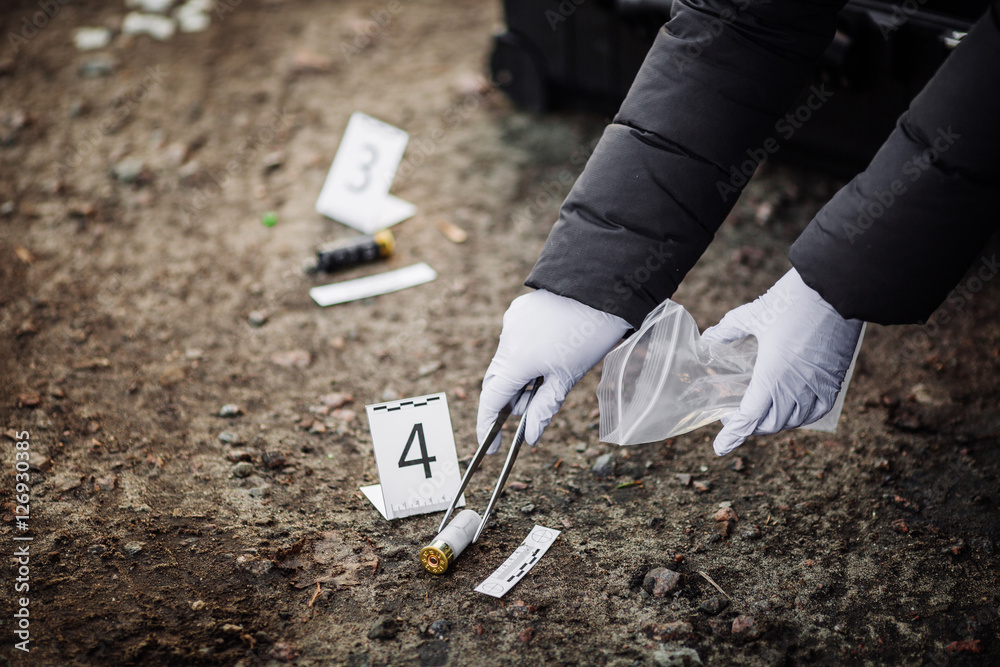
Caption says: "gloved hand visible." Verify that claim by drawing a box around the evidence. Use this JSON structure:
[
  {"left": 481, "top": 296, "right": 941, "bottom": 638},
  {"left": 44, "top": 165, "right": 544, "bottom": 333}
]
[
  {"left": 478, "top": 289, "right": 631, "bottom": 453},
  {"left": 701, "top": 268, "right": 863, "bottom": 456}
]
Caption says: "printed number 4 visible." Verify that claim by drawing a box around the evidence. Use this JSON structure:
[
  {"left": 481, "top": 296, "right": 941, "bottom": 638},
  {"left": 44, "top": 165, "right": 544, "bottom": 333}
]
[{"left": 398, "top": 423, "right": 436, "bottom": 479}]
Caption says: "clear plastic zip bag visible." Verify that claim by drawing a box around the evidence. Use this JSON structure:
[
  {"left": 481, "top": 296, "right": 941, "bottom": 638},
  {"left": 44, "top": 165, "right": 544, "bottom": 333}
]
[{"left": 597, "top": 300, "right": 758, "bottom": 446}]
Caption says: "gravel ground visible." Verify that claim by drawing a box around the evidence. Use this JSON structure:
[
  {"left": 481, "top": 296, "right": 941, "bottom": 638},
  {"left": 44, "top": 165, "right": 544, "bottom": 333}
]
[{"left": 1, "top": 1, "right": 998, "bottom": 665}]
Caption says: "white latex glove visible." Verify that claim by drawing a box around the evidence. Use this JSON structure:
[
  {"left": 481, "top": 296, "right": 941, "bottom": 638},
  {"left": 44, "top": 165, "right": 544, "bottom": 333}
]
[
  {"left": 701, "top": 268, "right": 863, "bottom": 456},
  {"left": 479, "top": 289, "right": 630, "bottom": 453}
]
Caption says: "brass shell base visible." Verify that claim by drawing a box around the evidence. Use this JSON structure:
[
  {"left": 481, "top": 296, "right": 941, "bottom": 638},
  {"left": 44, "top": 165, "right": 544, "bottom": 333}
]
[{"left": 420, "top": 541, "right": 454, "bottom": 574}]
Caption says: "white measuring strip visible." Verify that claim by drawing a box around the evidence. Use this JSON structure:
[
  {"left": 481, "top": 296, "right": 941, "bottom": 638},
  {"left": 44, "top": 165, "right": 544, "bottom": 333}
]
[
  {"left": 474, "top": 525, "right": 561, "bottom": 598},
  {"left": 310, "top": 262, "right": 437, "bottom": 307}
]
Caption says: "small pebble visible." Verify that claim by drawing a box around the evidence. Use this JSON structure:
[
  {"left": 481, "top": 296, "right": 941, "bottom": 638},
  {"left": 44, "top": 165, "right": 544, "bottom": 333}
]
[
  {"left": 741, "top": 525, "right": 762, "bottom": 540},
  {"left": 110, "top": 158, "right": 145, "bottom": 184},
  {"left": 699, "top": 595, "right": 729, "bottom": 616},
  {"left": 676, "top": 473, "right": 692, "bottom": 486},
  {"left": 271, "top": 350, "right": 311, "bottom": 368},
  {"left": 592, "top": 453, "right": 615, "bottom": 478},
  {"left": 519, "top": 503, "right": 535, "bottom": 515},
  {"left": 74, "top": 27, "right": 113, "bottom": 51},
  {"left": 262, "top": 152, "right": 284, "bottom": 172},
  {"left": 642, "top": 567, "right": 682, "bottom": 597},
  {"left": 219, "top": 404, "right": 243, "bottom": 418},
  {"left": 418, "top": 360, "right": 443, "bottom": 377},
  {"left": 94, "top": 476, "right": 117, "bottom": 492},
  {"left": 713, "top": 507, "right": 738, "bottom": 522},
  {"left": 731, "top": 456, "right": 746, "bottom": 472},
  {"left": 124, "top": 541, "right": 144, "bottom": 556},
  {"left": 693, "top": 480, "right": 712, "bottom": 493},
  {"left": 319, "top": 392, "right": 353, "bottom": 408},
  {"left": 943, "top": 540, "right": 965, "bottom": 556},
  {"left": 122, "top": 12, "right": 177, "bottom": 40},
  {"left": 574, "top": 442, "right": 587, "bottom": 453},
  {"left": 79, "top": 57, "right": 117, "bottom": 78},
  {"left": 731, "top": 615, "right": 758, "bottom": 638},
  {"left": 651, "top": 646, "right": 702, "bottom": 666},
  {"left": 29, "top": 453, "right": 51, "bottom": 472},
  {"left": 261, "top": 451, "right": 286, "bottom": 469},
  {"left": 191, "top": 600, "right": 206, "bottom": 611},
  {"left": 88, "top": 544, "right": 107, "bottom": 555},
  {"left": 175, "top": 3, "right": 211, "bottom": 33},
  {"left": 218, "top": 431, "right": 241, "bottom": 444},
  {"left": 649, "top": 620, "right": 694, "bottom": 641},
  {"left": 248, "top": 310, "right": 269, "bottom": 327},
  {"left": 159, "top": 366, "right": 185, "bottom": 387},
  {"left": 226, "top": 449, "right": 252, "bottom": 463},
  {"left": 232, "top": 461, "right": 254, "bottom": 478},
  {"left": 428, "top": 619, "right": 451, "bottom": 637},
  {"left": 289, "top": 49, "right": 334, "bottom": 74}
]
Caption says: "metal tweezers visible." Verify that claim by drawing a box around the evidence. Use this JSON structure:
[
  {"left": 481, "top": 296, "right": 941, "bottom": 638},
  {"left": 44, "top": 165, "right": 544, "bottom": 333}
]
[{"left": 438, "top": 376, "right": 544, "bottom": 543}]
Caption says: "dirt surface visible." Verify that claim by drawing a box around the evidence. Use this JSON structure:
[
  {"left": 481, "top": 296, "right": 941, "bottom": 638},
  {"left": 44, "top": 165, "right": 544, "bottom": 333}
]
[{"left": 2, "top": 1, "right": 999, "bottom": 665}]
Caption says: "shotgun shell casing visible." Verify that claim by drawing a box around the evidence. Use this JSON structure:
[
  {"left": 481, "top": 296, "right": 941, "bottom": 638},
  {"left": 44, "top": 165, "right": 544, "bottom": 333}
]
[
  {"left": 315, "top": 230, "right": 395, "bottom": 273},
  {"left": 420, "top": 509, "right": 481, "bottom": 574}
]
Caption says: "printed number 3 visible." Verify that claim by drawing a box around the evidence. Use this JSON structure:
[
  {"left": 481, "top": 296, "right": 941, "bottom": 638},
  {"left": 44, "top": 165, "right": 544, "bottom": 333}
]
[
  {"left": 399, "top": 423, "right": 436, "bottom": 479},
  {"left": 347, "top": 143, "right": 378, "bottom": 193}
]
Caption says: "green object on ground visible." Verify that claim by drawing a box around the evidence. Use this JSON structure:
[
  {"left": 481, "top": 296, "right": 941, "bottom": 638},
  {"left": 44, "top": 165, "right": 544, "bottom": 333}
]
[{"left": 262, "top": 211, "right": 278, "bottom": 227}]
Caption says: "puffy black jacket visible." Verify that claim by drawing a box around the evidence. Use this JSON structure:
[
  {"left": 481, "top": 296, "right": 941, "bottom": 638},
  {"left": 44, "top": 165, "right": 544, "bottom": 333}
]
[{"left": 526, "top": 0, "right": 1000, "bottom": 328}]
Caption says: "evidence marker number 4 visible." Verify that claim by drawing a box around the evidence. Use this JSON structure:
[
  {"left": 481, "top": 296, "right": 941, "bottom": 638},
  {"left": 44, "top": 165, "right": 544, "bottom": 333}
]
[{"left": 362, "top": 392, "right": 465, "bottom": 520}]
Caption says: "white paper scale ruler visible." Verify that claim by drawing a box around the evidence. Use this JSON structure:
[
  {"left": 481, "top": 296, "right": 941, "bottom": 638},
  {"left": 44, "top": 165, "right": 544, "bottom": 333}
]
[
  {"left": 475, "top": 525, "right": 561, "bottom": 598},
  {"left": 310, "top": 262, "right": 437, "bottom": 307}
]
